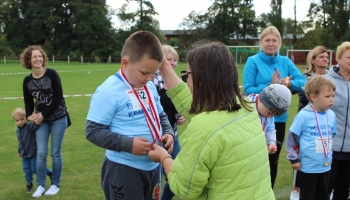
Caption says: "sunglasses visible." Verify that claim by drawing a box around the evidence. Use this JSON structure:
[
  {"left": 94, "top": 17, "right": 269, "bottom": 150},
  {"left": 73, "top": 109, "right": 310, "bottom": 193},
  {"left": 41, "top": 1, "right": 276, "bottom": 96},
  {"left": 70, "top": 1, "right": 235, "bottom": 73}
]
[{"left": 181, "top": 70, "right": 192, "bottom": 82}]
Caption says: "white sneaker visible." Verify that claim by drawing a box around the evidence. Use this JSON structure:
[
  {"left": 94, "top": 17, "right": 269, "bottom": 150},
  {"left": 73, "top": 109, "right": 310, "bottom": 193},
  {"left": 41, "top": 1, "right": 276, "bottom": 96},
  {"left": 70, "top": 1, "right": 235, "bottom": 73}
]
[
  {"left": 290, "top": 190, "right": 299, "bottom": 200},
  {"left": 44, "top": 185, "right": 59, "bottom": 196},
  {"left": 32, "top": 186, "right": 46, "bottom": 198}
]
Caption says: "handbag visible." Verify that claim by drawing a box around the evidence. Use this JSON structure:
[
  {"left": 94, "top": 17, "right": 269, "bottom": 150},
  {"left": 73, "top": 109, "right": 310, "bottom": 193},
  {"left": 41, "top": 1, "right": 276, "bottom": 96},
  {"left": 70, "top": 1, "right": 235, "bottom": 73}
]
[{"left": 65, "top": 106, "right": 72, "bottom": 128}]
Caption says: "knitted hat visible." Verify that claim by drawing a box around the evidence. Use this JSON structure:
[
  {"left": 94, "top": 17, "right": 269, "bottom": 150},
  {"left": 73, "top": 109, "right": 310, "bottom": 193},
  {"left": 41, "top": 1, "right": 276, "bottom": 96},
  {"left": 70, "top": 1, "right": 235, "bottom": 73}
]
[{"left": 259, "top": 84, "right": 292, "bottom": 116}]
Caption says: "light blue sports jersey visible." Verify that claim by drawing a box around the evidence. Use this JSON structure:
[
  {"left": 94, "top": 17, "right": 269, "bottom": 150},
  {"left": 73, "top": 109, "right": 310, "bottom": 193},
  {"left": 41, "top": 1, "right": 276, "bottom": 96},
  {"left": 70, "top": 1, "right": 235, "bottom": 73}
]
[
  {"left": 87, "top": 73, "right": 164, "bottom": 171},
  {"left": 289, "top": 105, "right": 336, "bottom": 173}
]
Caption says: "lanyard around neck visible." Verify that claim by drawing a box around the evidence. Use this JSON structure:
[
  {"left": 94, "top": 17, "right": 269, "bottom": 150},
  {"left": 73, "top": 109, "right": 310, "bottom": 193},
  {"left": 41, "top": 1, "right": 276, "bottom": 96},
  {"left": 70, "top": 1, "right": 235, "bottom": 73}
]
[
  {"left": 310, "top": 105, "right": 329, "bottom": 158},
  {"left": 255, "top": 95, "right": 268, "bottom": 132},
  {"left": 119, "top": 69, "right": 162, "bottom": 143}
]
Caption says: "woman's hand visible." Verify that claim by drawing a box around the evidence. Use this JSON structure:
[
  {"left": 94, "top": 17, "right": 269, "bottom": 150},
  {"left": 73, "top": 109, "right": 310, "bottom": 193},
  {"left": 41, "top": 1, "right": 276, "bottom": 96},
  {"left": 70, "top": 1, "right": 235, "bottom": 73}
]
[
  {"left": 148, "top": 143, "right": 169, "bottom": 162},
  {"left": 281, "top": 76, "right": 292, "bottom": 88},
  {"left": 271, "top": 70, "right": 280, "bottom": 84},
  {"left": 34, "top": 113, "right": 44, "bottom": 124}
]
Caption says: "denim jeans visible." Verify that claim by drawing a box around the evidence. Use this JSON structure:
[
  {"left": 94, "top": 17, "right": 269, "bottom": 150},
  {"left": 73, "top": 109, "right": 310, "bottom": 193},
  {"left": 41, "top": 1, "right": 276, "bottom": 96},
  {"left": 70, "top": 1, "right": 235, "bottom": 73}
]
[
  {"left": 36, "top": 116, "right": 67, "bottom": 187},
  {"left": 161, "top": 136, "right": 181, "bottom": 200},
  {"left": 22, "top": 156, "right": 36, "bottom": 183},
  {"left": 22, "top": 156, "right": 52, "bottom": 184}
]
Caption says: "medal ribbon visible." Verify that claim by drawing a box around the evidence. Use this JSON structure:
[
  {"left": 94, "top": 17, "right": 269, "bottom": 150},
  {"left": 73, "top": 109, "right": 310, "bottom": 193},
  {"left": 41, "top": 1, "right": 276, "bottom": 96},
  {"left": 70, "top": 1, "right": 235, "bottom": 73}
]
[
  {"left": 310, "top": 105, "right": 329, "bottom": 159},
  {"left": 255, "top": 95, "right": 268, "bottom": 132},
  {"left": 120, "top": 69, "right": 162, "bottom": 143}
]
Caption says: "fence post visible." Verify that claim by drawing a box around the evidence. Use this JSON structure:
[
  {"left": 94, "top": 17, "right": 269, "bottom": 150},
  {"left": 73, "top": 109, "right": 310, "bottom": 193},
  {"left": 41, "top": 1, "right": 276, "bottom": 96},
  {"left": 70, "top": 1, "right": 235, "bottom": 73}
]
[
  {"left": 68, "top": 55, "right": 70, "bottom": 63},
  {"left": 53, "top": 55, "right": 55, "bottom": 63},
  {"left": 81, "top": 55, "right": 83, "bottom": 63},
  {"left": 4, "top": 55, "right": 6, "bottom": 64}
]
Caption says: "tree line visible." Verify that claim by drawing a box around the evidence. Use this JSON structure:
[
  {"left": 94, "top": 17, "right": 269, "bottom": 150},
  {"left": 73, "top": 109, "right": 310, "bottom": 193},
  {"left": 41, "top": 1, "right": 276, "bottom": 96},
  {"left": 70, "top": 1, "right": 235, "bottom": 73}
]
[{"left": 0, "top": 0, "right": 349, "bottom": 59}]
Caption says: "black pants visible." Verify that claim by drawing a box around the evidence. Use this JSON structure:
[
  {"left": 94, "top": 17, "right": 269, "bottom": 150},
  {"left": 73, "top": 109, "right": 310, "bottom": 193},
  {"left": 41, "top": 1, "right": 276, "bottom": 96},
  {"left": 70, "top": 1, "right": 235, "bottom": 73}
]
[
  {"left": 328, "top": 159, "right": 350, "bottom": 200},
  {"left": 299, "top": 170, "right": 330, "bottom": 200},
  {"left": 269, "top": 122, "right": 285, "bottom": 188},
  {"left": 101, "top": 157, "right": 160, "bottom": 200}
]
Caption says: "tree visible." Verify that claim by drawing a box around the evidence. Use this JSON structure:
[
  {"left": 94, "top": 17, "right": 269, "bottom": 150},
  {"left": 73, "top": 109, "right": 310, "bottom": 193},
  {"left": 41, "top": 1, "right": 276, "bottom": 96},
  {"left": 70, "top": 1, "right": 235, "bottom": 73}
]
[
  {"left": 0, "top": 34, "right": 14, "bottom": 56},
  {"left": 269, "top": 0, "right": 283, "bottom": 36},
  {"left": 177, "top": 0, "right": 258, "bottom": 45},
  {"left": 305, "top": 0, "right": 350, "bottom": 48},
  {"left": 0, "top": 0, "right": 117, "bottom": 57},
  {"left": 116, "top": 0, "right": 164, "bottom": 41},
  {"left": 69, "top": 0, "right": 117, "bottom": 57}
]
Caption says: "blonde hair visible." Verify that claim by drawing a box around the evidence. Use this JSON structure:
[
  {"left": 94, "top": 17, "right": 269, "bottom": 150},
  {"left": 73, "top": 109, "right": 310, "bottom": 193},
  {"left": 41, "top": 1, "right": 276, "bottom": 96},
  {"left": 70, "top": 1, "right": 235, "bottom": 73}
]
[
  {"left": 162, "top": 45, "right": 179, "bottom": 60},
  {"left": 304, "top": 76, "right": 336, "bottom": 103},
  {"left": 305, "top": 46, "right": 328, "bottom": 74},
  {"left": 336, "top": 41, "right": 350, "bottom": 59},
  {"left": 260, "top": 26, "right": 282, "bottom": 50},
  {"left": 12, "top": 108, "right": 26, "bottom": 118}
]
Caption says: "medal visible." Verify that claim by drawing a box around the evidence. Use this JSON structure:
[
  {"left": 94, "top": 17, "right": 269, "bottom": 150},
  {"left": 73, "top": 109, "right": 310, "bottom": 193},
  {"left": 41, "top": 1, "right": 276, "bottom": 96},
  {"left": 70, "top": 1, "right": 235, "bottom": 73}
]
[{"left": 311, "top": 105, "right": 330, "bottom": 167}]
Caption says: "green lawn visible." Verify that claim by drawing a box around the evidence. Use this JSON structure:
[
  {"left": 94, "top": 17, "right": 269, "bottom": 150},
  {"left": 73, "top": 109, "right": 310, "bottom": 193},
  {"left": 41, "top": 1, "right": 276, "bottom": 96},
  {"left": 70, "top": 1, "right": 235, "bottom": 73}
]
[{"left": 0, "top": 62, "right": 301, "bottom": 199}]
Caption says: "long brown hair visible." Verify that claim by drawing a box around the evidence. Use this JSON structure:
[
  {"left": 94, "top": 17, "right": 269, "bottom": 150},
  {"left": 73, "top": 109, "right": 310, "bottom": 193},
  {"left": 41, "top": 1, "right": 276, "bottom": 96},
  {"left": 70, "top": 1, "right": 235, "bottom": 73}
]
[{"left": 186, "top": 41, "right": 252, "bottom": 114}]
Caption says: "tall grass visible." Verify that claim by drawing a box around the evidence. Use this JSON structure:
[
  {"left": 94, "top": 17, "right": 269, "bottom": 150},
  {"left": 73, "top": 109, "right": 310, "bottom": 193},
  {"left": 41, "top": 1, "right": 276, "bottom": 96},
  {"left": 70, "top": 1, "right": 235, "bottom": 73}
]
[{"left": 0, "top": 62, "right": 300, "bottom": 199}]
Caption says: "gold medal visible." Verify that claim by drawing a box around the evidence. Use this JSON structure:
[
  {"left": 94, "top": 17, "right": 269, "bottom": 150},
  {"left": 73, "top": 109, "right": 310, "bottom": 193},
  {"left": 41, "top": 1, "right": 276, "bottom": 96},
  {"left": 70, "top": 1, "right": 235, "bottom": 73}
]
[{"left": 324, "top": 162, "right": 329, "bottom": 167}]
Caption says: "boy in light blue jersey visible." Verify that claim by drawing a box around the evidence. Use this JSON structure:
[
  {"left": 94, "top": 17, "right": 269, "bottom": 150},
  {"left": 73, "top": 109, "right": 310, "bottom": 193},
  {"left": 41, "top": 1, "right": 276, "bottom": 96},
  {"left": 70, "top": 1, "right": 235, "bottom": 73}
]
[
  {"left": 247, "top": 84, "right": 291, "bottom": 154},
  {"left": 85, "top": 31, "right": 174, "bottom": 200},
  {"left": 286, "top": 76, "right": 336, "bottom": 200}
]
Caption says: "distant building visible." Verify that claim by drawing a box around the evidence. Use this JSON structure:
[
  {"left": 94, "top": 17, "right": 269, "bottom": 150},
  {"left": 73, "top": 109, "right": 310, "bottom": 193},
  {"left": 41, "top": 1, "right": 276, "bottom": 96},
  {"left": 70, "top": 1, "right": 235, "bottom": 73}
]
[{"left": 161, "top": 30, "right": 180, "bottom": 44}]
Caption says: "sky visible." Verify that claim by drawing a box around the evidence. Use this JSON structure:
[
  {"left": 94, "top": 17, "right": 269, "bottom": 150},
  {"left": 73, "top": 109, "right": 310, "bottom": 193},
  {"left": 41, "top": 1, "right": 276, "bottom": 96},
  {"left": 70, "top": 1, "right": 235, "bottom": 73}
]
[{"left": 106, "top": 0, "right": 311, "bottom": 30}]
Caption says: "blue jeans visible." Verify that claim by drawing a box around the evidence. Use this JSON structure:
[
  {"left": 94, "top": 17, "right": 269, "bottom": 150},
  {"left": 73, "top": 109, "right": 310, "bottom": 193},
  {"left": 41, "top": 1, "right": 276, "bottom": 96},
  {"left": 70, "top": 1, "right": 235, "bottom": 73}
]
[
  {"left": 22, "top": 156, "right": 36, "bottom": 183},
  {"left": 22, "top": 156, "right": 53, "bottom": 184},
  {"left": 36, "top": 116, "right": 67, "bottom": 187},
  {"left": 161, "top": 136, "right": 181, "bottom": 200}
]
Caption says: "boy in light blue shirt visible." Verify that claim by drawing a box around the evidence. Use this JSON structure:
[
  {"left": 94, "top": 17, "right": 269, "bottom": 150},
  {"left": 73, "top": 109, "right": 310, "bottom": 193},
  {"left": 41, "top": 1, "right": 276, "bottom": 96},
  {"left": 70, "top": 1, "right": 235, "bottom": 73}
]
[
  {"left": 85, "top": 31, "right": 174, "bottom": 200},
  {"left": 286, "top": 76, "right": 336, "bottom": 200}
]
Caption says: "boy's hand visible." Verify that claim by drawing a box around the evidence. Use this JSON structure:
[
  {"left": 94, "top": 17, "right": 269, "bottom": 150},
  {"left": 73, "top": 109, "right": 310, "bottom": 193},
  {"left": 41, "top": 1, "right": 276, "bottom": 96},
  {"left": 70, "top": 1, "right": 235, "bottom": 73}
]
[
  {"left": 267, "top": 144, "right": 277, "bottom": 154},
  {"left": 18, "top": 153, "right": 21, "bottom": 158},
  {"left": 176, "top": 116, "right": 186, "bottom": 125},
  {"left": 27, "top": 112, "right": 38, "bottom": 122},
  {"left": 291, "top": 162, "right": 300, "bottom": 171},
  {"left": 132, "top": 137, "right": 152, "bottom": 156},
  {"left": 162, "top": 134, "right": 174, "bottom": 154}
]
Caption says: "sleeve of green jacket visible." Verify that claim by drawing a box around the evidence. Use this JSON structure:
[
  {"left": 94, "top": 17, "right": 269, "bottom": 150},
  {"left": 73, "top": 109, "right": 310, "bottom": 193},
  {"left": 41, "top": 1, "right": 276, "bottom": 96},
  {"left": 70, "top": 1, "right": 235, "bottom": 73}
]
[{"left": 166, "top": 82, "right": 216, "bottom": 199}]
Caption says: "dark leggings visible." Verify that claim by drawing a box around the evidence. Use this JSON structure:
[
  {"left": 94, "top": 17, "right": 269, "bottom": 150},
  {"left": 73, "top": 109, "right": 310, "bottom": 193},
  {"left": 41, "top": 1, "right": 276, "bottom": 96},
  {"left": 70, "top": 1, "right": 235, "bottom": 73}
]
[{"left": 269, "top": 122, "right": 286, "bottom": 188}]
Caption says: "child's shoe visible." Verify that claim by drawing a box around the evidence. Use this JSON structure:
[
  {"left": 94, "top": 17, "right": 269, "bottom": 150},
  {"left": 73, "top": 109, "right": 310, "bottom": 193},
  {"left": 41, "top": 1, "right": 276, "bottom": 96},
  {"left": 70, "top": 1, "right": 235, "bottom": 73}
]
[
  {"left": 44, "top": 185, "right": 59, "bottom": 196},
  {"left": 32, "top": 186, "right": 45, "bottom": 198},
  {"left": 290, "top": 190, "right": 299, "bottom": 200},
  {"left": 26, "top": 183, "right": 33, "bottom": 193}
]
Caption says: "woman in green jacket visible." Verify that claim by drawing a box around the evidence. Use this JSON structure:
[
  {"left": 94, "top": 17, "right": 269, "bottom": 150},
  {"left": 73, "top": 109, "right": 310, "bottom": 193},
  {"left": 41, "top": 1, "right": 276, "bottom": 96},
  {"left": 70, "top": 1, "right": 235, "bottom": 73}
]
[{"left": 148, "top": 41, "right": 275, "bottom": 199}]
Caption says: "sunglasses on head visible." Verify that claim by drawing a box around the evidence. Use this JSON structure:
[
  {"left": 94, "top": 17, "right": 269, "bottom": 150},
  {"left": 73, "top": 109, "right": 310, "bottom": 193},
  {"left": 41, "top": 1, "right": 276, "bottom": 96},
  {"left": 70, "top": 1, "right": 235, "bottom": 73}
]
[{"left": 181, "top": 70, "right": 192, "bottom": 82}]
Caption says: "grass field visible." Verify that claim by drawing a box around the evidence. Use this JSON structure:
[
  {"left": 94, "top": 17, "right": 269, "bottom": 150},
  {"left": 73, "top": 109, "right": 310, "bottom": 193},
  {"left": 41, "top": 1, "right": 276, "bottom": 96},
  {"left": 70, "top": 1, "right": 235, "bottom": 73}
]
[{"left": 0, "top": 62, "right": 302, "bottom": 199}]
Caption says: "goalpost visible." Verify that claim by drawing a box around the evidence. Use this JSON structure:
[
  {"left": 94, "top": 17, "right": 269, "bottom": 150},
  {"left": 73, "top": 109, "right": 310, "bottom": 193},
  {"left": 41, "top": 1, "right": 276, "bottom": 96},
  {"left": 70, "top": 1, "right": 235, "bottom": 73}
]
[
  {"left": 226, "top": 46, "right": 260, "bottom": 65},
  {"left": 287, "top": 49, "right": 334, "bottom": 68}
]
